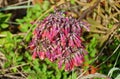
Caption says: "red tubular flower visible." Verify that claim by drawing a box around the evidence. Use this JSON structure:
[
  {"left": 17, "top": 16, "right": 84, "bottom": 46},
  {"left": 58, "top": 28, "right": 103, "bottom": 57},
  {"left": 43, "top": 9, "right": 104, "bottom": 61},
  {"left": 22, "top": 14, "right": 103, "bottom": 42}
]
[
  {"left": 69, "top": 36, "right": 75, "bottom": 47},
  {"left": 73, "top": 35, "right": 82, "bottom": 48},
  {"left": 64, "top": 24, "right": 70, "bottom": 37},
  {"left": 42, "top": 30, "right": 48, "bottom": 38},
  {"left": 69, "top": 58, "right": 74, "bottom": 70},
  {"left": 65, "top": 60, "right": 71, "bottom": 71},
  {"left": 32, "top": 52, "right": 37, "bottom": 60},
  {"left": 58, "top": 60, "right": 63, "bottom": 69},
  {"left": 29, "top": 11, "right": 90, "bottom": 71},
  {"left": 46, "top": 51, "right": 51, "bottom": 59},
  {"left": 74, "top": 54, "right": 81, "bottom": 66},
  {"left": 38, "top": 52, "right": 45, "bottom": 60},
  {"left": 60, "top": 33, "right": 66, "bottom": 47}
]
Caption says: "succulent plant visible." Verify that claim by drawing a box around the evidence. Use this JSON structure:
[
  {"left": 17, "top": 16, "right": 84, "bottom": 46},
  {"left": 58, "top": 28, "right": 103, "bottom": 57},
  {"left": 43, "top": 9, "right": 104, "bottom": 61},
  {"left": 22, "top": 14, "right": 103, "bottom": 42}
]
[{"left": 29, "top": 11, "right": 90, "bottom": 71}]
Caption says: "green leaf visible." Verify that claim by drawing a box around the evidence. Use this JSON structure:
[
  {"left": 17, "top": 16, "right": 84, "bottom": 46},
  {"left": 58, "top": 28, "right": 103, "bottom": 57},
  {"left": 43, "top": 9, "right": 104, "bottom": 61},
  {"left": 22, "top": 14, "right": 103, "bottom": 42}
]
[
  {"left": 90, "top": 49, "right": 96, "bottom": 57},
  {"left": 4, "top": 62, "right": 11, "bottom": 68},
  {"left": 115, "top": 74, "right": 120, "bottom": 79},
  {"left": 108, "top": 67, "right": 120, "bottom": 77},
  {"left": 19, "top": 24, "right": 29, "bottom": 32},
  {"left": 22, "top": 65, "right": 32, "bottom": 73},
  {"left": 47, "top": 71, "right": 53, "bottom": 75},
  {"left": 0, "top": 38, "right": 5, "bottom": 45},
  {"left": 33, "top": 59, "right": 39, "bottom": 66},
  {"left": 0, "top": 13, "right": 11, "bottom": 29},
  {"left": 25, "top": 51, "right": 32, "bottom": 61},
  {"left": 0, "top": 31, "right": 15, "bottom": 49},
  {"left": 71, "top": 71, "right": 77, "bottom": 79},
  {"left": 1, "top": 23, "right": 9, "bottom": 29},
  {"left": 17, "top": 56, "right": 23, "bottom": 62},
  {"left": 42, "top": 64, "right": 47, "bottom": 73},
  {"left": 70, "top": 0, "right": 75, "bottom": 4},
  {"left": 42, "top": 1, "right": 50, "bottom": 11},
  {"left": 12, "top": 68, "right": 17, "bottom": 73},
  {"left": 63, "top": 72, "right": 68, "bottom": 79},
  {"left": 56, "top": 72, "right": 61, "bottom": 79},
  {"left": 25, "top": 31, "right": 32, "bottom": 42}
]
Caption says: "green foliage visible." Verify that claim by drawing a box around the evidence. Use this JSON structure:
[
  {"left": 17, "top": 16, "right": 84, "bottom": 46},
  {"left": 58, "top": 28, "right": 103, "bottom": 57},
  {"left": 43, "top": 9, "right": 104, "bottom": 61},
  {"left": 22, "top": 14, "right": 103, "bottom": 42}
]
[
  {"left": 70, "top": 0, "right": 75, "bottom": 4},
  {"left": 0, "top": 13, "right": 11, "bottom": 30},
  {"left": 87, "top": 36, "right": 98, "bottom": 58},
  {"left": 115, "top": 74, "right": 120, "bottom": 79},
  {"left": 108, "top": 67, "right": 120, "bottom": 77},
  {"left": 16, "top": 3, "right": 50, "bottom": 32},
  {"left": 85, "top": 35, "right": 98, "bottom": 65}
]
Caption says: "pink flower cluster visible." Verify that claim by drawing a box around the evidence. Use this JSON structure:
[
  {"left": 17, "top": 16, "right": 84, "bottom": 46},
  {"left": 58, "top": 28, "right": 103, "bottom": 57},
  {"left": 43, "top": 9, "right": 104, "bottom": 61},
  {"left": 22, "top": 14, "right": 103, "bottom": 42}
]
[{"left": 29, "top": 11, "right": 90, "bottom": 71}]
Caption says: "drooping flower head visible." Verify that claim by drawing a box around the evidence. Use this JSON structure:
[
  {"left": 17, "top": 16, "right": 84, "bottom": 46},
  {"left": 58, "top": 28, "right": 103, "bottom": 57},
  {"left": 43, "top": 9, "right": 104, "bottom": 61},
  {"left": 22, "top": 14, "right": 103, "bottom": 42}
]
[{"left": 29, "top": 11, "right": 90, "bottom": 71}]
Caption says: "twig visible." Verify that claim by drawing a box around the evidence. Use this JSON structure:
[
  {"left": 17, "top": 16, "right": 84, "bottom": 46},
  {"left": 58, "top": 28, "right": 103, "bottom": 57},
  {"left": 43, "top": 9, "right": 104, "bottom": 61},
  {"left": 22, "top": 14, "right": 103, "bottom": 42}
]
[
  {"left": 3, "top": 21, "right": 20, "bottom": 25},
  {"left": 76, "top": 70, "right": 88, "bottom": 79},
  {"left": 113, "top": 51, "right": 120, "bottom": 67},
  {"left": 0, "top": 34, "right": 6, "bottom": 37},
  {"left": 78, "top": 73, "right": 111, "bottom": 79},
  {"left": 0, "top": 74, "right": 25, "bottom": 79},
  {"left": 12, "top": 33, "right": 26, "bottom": 37},
  {"left": 0, "top": 5, "right": 34, "bottom": 11},
  {"left": 0, "top": 63, "right": 30, "bottom": 72},
  {"left": 96, "top": 44, "right": 120, "bottom": 68},
  {"left": 75, "top": 0, "right": 89, "bottom": 6},
  {"left": 8, "top": 0, "right": 32, "bottom": 7},
  {"left": 77, "top": 0, "right": 101, "bottom": 20},
  {"left": 17, "top": 69, "right": 27, "bottom": 78},
  {"left": 93, "top": 23, "right": 119, "bottom": 66},
  {"left": 90, "top": 30, "right": 106, "bottom": 34}
]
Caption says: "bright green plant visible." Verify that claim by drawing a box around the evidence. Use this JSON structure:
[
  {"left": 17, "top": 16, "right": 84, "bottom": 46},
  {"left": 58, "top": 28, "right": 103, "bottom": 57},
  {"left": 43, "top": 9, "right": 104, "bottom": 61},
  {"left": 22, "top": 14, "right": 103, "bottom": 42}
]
[
  {"left": 0, "top": 13, "right": 11, "bottom": 30},
  {"left": 85, "top": 35, "right": 98, "bottom": 66}
]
